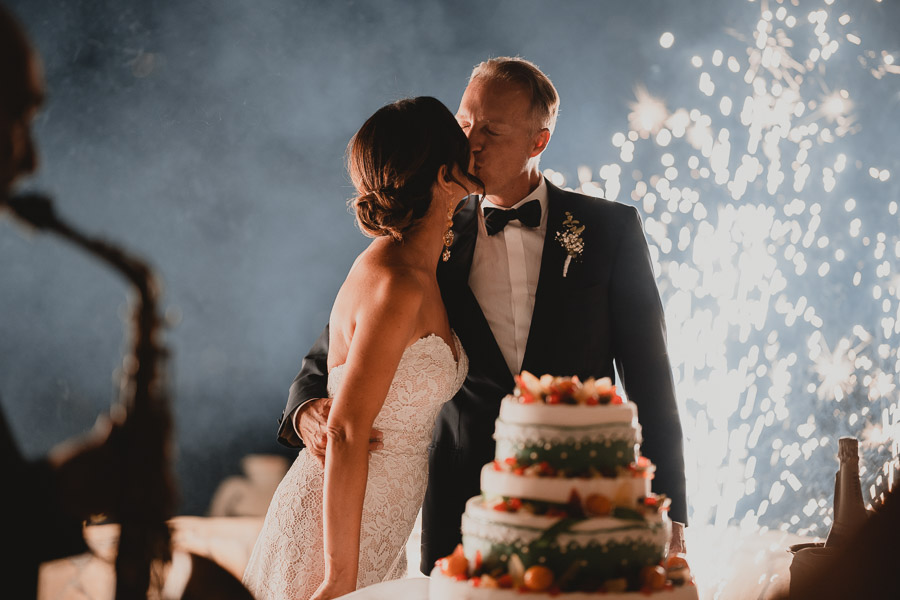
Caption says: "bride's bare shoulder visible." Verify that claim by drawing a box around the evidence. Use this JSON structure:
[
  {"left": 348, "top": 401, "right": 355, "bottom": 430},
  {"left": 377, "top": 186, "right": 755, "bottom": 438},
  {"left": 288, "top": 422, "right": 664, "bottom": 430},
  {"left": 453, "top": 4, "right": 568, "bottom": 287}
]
[
  {"left": 339, "top": 245, "right": 426, "bottom": 310},
  {"left": 329, "top": 244, "right": 429, "bottom": 362}
]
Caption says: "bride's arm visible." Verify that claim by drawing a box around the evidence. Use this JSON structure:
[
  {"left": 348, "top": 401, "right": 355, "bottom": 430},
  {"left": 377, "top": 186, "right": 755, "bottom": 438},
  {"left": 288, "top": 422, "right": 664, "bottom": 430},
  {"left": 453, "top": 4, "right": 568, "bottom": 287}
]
[{"left": 312, "top": 274, "right": 423, "bottom": 599}]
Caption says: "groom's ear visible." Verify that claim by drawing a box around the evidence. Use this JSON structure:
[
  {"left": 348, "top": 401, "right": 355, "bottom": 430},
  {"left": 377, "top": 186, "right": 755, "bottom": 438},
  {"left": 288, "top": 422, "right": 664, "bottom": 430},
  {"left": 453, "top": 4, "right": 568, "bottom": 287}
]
[{"left": 529, "top": 128, "right": 551, "bottom": 158}]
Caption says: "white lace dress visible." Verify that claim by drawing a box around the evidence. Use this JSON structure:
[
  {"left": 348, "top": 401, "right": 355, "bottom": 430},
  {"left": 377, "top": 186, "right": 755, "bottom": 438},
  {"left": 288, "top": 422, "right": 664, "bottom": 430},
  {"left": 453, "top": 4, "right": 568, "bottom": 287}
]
[{"left": 242, "top": 333, "right": 467, "bottom": 600}]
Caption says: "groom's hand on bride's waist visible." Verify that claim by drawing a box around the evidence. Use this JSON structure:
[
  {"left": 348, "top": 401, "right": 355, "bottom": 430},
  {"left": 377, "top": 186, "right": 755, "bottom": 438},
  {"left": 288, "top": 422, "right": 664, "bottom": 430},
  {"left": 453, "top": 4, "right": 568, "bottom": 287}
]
[
  {"left": 293, "top": 398, "right": 384, "bottom": 466},
  {"left": 667, "top": 521, "right": 686, "bottom": 557}
]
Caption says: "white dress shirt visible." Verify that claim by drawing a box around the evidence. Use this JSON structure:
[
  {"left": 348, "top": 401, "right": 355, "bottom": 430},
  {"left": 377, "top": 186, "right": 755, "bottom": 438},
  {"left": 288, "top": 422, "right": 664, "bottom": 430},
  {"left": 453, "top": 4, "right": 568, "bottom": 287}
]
[{"left": 469, "top": 177, "right": 549, "bottom": 375}]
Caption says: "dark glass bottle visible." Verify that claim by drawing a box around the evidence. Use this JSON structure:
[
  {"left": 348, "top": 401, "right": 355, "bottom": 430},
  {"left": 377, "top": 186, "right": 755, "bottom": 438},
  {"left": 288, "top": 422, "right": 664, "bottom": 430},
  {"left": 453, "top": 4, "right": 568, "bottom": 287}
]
[{"left": 824, "top": 437, "right": 868, "bottom": 547}]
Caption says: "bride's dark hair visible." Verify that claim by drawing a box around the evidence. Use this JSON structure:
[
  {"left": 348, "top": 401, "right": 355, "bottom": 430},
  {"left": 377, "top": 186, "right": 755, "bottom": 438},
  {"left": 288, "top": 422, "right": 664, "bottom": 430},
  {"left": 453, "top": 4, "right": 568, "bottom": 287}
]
[{"left": 349, "top": 96, "right": 482, "bottom": 241}]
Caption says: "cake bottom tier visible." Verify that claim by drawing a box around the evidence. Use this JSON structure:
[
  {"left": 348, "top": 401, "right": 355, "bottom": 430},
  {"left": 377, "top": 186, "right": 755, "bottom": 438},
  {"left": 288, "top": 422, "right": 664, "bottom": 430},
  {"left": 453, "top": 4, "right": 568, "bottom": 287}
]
[
  {"left": 429, "top": 569, "right": 699, "bottom": 600},
  {"left": 461, "top": 497, "right": 669, "bottom": 586}
]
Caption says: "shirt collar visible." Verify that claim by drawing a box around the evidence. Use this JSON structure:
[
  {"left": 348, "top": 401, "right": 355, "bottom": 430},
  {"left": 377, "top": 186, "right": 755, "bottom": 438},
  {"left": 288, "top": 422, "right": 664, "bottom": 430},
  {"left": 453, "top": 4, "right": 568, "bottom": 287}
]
[{"left": 478, "top": 176, "right": 549, "bottom": 233}]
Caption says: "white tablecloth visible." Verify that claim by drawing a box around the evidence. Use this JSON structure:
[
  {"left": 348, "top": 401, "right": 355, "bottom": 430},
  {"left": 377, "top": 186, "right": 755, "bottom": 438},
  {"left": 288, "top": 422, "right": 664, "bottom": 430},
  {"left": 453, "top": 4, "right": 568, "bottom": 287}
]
[{"left": 339, "top": 578, "right": 429, "bottom": 600}]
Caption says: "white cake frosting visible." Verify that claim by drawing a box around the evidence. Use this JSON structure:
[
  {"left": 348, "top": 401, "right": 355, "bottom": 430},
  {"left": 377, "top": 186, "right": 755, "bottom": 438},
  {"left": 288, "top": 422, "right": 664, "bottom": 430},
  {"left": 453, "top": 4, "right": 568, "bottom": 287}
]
[
  {"left": 480, "top": 464, "right": 650, "bottom": 506},
  {"left": 497, "top": 397, "right": 638, "bottom": 426}
]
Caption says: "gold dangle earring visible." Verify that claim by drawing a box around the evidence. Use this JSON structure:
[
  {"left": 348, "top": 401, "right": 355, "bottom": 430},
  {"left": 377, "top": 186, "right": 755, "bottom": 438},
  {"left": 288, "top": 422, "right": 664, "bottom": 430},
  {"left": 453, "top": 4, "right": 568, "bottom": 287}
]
[{"left": 442, "top": 203, "right": 454, "bottom": 262}]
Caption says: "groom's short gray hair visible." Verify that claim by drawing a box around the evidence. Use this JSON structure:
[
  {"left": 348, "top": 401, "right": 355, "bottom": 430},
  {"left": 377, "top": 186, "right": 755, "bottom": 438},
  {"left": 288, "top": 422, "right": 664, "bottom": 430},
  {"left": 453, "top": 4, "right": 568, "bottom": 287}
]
[{"left": 469, "top": 56, "right": 559, "bottom": 134}]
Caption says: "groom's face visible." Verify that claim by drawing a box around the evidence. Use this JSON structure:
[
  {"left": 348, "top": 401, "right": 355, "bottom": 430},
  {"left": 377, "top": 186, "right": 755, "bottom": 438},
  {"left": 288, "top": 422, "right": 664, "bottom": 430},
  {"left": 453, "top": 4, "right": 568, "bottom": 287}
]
[{"left": 456, "top": 77, "right": 543, "bottom": 203}]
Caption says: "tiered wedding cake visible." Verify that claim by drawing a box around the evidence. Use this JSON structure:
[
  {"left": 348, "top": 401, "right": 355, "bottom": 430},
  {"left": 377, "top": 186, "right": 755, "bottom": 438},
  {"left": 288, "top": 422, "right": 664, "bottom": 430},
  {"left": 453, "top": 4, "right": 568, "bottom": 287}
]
[{"left": 429, "top": 372, "right": 697, "bottom": 598}]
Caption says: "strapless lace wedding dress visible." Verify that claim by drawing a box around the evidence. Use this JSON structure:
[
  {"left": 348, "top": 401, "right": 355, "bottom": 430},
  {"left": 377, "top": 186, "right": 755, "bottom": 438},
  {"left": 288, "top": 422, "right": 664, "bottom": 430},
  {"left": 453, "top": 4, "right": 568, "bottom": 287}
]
[{"left": 242, "top": 333, "right": 467, "bottom": 600}]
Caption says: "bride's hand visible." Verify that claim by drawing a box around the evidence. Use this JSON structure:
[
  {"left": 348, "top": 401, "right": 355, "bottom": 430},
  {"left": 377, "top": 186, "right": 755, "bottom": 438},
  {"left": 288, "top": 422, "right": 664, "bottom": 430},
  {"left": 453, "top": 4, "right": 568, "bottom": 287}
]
[{"left": 309, "top": 579, "right": 354, "bottom": 600}]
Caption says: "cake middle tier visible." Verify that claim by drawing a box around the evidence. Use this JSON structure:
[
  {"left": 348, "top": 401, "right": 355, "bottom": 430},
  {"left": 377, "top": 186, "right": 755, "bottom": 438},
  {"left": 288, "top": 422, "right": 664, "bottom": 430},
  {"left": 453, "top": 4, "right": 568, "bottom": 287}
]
[
  {"left": 493, "top": 401, "right": 641, "bottom": 475},
  {"left": 480, "top": 464, "right": 651, "bottom": 508}
]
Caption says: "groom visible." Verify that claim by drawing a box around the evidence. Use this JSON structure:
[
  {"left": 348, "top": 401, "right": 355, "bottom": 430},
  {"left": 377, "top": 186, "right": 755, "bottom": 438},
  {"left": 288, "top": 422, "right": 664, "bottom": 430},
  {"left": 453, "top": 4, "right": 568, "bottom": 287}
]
[{"left": 278, "top": 57, "right": 688, "bottom": 572}]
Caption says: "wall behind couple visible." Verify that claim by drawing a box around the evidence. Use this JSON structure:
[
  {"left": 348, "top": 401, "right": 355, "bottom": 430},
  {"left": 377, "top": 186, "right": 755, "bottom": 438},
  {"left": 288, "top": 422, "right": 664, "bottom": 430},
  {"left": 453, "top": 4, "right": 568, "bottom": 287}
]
[{"left": 3, "top": 0, "right": 899, "bottom": 532}]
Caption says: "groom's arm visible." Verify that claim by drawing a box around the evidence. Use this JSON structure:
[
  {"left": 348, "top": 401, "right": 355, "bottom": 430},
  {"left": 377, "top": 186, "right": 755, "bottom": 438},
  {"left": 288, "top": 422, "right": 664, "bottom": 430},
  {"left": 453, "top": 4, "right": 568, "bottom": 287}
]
[
  {"left": 277, "top": 324, "right": 331, "bottom": 448},
  {"left": 277, "top": 325, "right": 384, "bottom": 459},
  {"left": 609, "top": 205, "right": 688, "bottom": 528}
]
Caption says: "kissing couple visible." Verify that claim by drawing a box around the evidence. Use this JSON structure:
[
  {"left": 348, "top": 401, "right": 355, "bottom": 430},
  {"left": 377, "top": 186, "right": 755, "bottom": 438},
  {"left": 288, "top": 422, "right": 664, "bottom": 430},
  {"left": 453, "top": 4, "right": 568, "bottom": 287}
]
[{"left": 242, "top": 57, "right": 687, "bottom": 600}]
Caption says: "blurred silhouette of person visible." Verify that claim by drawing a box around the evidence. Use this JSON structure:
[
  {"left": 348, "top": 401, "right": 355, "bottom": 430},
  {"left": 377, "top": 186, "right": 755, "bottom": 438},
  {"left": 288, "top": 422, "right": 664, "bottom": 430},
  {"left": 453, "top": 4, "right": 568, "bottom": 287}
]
[
  {"left": 3, "top": 6, "right": 271, "bottom": 598},
  {"left": 0, "top": 5, "right": 128, "bottom": 596}
]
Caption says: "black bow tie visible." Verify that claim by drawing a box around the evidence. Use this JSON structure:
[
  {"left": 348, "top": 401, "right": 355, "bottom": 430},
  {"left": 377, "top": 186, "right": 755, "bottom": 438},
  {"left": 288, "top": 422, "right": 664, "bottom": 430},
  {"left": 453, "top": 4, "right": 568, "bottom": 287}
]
[{"left": 483, "top": 200, "right": 542, "bottom": 236}]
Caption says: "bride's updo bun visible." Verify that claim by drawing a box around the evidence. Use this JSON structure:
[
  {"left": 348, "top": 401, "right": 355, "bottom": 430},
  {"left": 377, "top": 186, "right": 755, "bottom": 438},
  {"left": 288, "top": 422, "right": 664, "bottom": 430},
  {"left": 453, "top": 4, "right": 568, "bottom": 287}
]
[
  {"left": 348, "top": 96, "right": 482, "bottom": 242},
  {"left": 352, "top": 188, "right": 417, "bottom": 242}
]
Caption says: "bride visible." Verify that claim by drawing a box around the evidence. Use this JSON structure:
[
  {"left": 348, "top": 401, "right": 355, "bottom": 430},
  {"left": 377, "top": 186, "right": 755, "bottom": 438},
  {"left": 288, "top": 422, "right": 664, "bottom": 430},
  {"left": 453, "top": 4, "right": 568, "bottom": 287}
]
[{"left": 242, "top": 96, "right": 480, "bottom": 600}]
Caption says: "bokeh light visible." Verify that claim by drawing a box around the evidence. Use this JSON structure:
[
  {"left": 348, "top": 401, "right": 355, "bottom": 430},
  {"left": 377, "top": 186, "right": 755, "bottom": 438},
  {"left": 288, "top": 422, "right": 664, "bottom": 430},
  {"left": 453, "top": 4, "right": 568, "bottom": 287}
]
[{"left": 660, "top": 32, "right": 675, "bottom": 49}]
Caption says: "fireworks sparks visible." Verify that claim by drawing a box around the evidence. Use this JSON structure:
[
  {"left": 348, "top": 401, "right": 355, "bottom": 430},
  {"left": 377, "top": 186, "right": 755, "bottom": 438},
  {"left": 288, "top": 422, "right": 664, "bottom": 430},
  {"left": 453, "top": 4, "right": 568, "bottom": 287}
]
[
  {"left": 808, "top": 331, "right": 864, "bottom": 401},
  {"left": 820, "top": 90, "right": 851, "bottom": 121},
  {"left": 627, "top": 85, "right": 669, "bottom": 137},
  {"left": 552, "top": 0, "right": 900, "bottom": 539}
]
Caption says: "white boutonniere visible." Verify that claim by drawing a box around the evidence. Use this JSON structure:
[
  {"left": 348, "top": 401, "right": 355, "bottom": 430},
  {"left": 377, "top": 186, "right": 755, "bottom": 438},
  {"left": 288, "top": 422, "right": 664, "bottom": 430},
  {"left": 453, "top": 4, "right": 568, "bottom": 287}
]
[{"left": 555, "top": 211, "right": 585, "bottom": 278}]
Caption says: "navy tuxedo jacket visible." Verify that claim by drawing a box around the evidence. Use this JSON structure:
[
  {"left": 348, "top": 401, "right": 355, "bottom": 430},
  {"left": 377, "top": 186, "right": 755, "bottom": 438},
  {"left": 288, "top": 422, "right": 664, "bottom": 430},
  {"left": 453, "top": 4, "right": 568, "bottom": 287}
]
[{"left": 277, "top": 180, "right": 687, "bottom": 573}]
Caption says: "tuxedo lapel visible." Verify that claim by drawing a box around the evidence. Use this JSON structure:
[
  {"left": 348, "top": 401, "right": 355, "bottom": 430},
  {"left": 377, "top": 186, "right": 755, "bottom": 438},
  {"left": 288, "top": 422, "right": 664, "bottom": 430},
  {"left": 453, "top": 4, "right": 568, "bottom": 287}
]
[
  {"left": 521, "top": 184, "right": 576, "bottom": 372},
  {"left": 439, "top": 197, "right": 513, "bottom": 387}
]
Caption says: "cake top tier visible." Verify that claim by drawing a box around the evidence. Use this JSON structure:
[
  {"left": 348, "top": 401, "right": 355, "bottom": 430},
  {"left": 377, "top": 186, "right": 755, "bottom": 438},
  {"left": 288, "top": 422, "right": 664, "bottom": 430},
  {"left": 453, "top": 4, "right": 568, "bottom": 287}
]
[
  {"left": 512, "top": 371, "right": 625, "bottom": 406},
  {"left": 504, "top": 371, "right": 638, "bottom": 427},
  {"left": 499, "top": 396, "right": 637, "bottom": 428}
]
